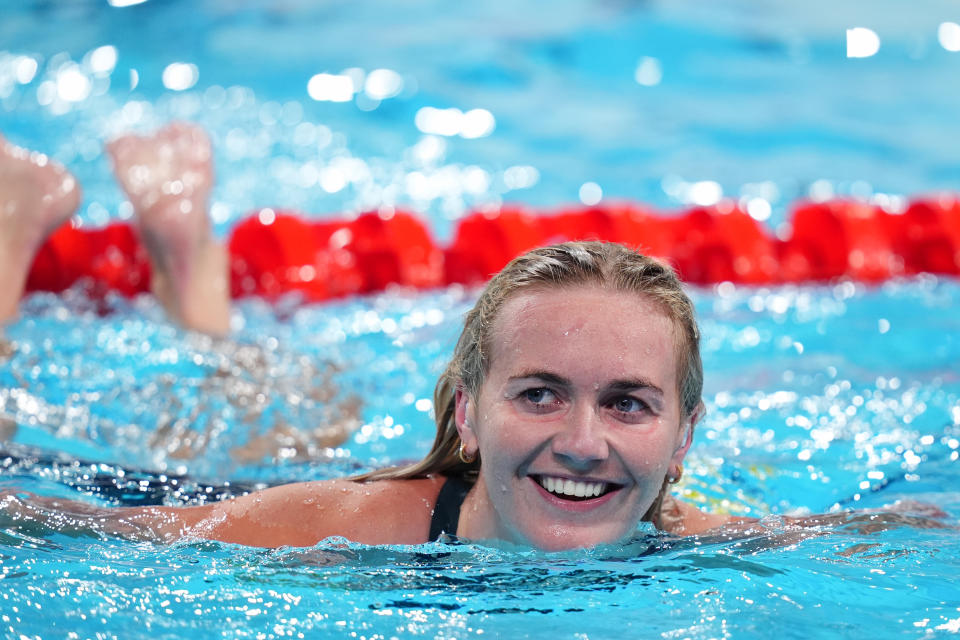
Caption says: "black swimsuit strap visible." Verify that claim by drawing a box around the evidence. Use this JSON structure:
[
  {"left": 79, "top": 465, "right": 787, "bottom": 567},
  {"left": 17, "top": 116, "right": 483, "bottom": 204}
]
[{"left": 429, "top": 475, "right": 473, "bottom": 541}]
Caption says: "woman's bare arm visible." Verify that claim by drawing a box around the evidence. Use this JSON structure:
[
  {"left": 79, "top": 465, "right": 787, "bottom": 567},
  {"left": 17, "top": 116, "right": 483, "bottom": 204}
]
[
  {"left": 659, "top": 495, "right": 951, "bottom": 540},
  {"left": 187, "top": 478, "right": 442, "bottom": 547},
  {"left": 0, "top": 488, "right": 208, "bottom": 542},
  {"left": 1, "top": 476, "right": 443, "bottom": 548}
]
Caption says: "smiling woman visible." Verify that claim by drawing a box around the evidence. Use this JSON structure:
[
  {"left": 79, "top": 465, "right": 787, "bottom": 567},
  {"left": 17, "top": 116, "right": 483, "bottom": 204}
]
[
  {"left": 438, "top": 241, "right": 742, "bottom": 546},
  {"left": 3, "top": 241, "right": 742, "bottom": 549},
  {"left": 452, "top": 285, "right": 695, "bottom": 549}
]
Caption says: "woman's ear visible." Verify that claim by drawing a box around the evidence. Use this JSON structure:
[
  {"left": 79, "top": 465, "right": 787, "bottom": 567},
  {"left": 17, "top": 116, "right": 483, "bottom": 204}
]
[
  {"left": 454, "top": 386, "right": 478, "bottom": 453},
  {"left": 671, "top": 401, "right": 703, "bottom": 465}
]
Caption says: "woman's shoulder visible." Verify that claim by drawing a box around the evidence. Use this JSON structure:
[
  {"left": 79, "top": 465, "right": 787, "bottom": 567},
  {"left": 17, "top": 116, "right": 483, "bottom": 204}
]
[{"left": 187, "top": 476, "right": 446, "bottom": 547}]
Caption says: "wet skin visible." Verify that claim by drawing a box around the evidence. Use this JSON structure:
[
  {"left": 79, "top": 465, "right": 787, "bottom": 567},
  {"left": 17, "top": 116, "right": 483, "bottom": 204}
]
[{"left": 454, "top": 286, "right": 696, "bottom": 550}]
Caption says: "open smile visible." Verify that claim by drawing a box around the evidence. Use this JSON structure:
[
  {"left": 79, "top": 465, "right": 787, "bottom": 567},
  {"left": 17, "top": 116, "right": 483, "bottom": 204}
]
[{"left": 531, "top": 474, "right": 622, "bottom": 502}]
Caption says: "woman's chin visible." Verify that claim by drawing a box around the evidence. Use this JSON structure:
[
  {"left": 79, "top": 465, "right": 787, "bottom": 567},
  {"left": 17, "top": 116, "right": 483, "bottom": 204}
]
[{"left": 523, "top": 524, "right": 629, "bottom": 552}]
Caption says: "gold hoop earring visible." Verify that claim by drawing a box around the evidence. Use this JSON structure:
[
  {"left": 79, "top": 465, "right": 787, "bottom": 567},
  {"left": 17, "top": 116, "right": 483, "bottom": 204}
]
[
  {"left": 668, "top": 463, "right": 683, "bottom": 484},
  {"left": 458, "top": 441, "right": 477, "bottom": 464}
]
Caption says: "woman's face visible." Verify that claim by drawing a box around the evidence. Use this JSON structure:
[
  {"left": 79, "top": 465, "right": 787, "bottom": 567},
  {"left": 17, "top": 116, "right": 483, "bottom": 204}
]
[{"left": 456, "top": 286, "right": 695, "bottom": 550}]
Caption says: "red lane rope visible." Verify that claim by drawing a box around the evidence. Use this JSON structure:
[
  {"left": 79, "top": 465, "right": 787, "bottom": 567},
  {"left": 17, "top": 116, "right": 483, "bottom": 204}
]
[{"left": 24, "top": 196, "right": 960, "bottom": 301}]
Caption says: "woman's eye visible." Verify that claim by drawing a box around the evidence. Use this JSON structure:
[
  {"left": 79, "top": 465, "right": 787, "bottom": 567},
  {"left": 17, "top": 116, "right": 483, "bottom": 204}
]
[
  {"left": 522, "top": 388, "right": 558, "bottom": 406},
  {"left": 612, "top": 396, "right": 647, "bottom": 414}
]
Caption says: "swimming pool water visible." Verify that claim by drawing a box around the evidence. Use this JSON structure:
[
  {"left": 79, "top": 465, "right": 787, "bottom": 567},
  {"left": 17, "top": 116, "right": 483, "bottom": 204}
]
[
  {"left": 3, "top": 281, "right": 958, "bottom": 639},
  {"left": 2, "top": 1, "right": 960, "bottom": 638}
]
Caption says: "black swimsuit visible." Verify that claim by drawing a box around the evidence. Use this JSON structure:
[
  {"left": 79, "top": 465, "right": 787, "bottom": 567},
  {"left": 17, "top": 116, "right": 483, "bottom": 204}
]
[{"left": 428, "top": 475, "right": 473, "bottom": 541}]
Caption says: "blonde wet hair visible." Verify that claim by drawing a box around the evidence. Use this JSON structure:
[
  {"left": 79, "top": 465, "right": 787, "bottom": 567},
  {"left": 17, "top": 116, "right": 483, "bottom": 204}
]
[{"left": 356, "top": 241, "right": 704, "bottom": 522}]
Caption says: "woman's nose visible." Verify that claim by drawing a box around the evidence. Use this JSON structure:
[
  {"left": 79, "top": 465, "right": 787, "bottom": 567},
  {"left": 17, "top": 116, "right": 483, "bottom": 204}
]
[{"left": 550, "top": 406, "right": 609, "bottom": 470}]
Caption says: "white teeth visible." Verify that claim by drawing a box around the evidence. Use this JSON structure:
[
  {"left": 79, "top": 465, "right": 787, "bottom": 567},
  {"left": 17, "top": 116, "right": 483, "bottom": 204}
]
[{"left": 538, "top": 476, "right": 606, "bottom": 499}]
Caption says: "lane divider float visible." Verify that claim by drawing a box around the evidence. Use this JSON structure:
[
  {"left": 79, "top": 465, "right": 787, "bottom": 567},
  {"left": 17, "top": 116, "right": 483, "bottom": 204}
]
[{"left": 25, "top": 196, "right": 960, "bottom": 301}]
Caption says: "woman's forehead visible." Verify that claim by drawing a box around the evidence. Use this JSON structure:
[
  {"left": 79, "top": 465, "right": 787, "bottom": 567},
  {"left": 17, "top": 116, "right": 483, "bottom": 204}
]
[
  {"left": 493, "top": 285, "right": 673, "bottom": 330},
  {"left": 487, "top": 286, "right": 679, "bottom": 384}
]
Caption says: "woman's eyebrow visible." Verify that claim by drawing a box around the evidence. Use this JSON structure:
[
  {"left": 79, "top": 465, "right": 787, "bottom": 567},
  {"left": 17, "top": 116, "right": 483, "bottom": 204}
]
[
  {"left": 606, "top": 379, "right": 664, "bottom": 396},
  {"left": 508, "top": 370, "right": 570, "bottom": 387},
  {"left": 508, "top": 372, "right": 664, "bottom": 396}
]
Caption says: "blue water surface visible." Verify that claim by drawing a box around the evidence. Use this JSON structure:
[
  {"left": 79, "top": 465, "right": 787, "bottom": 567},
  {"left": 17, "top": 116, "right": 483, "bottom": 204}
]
[{"left": 1, "top": 1, "right": 960, "bottom": 638}]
